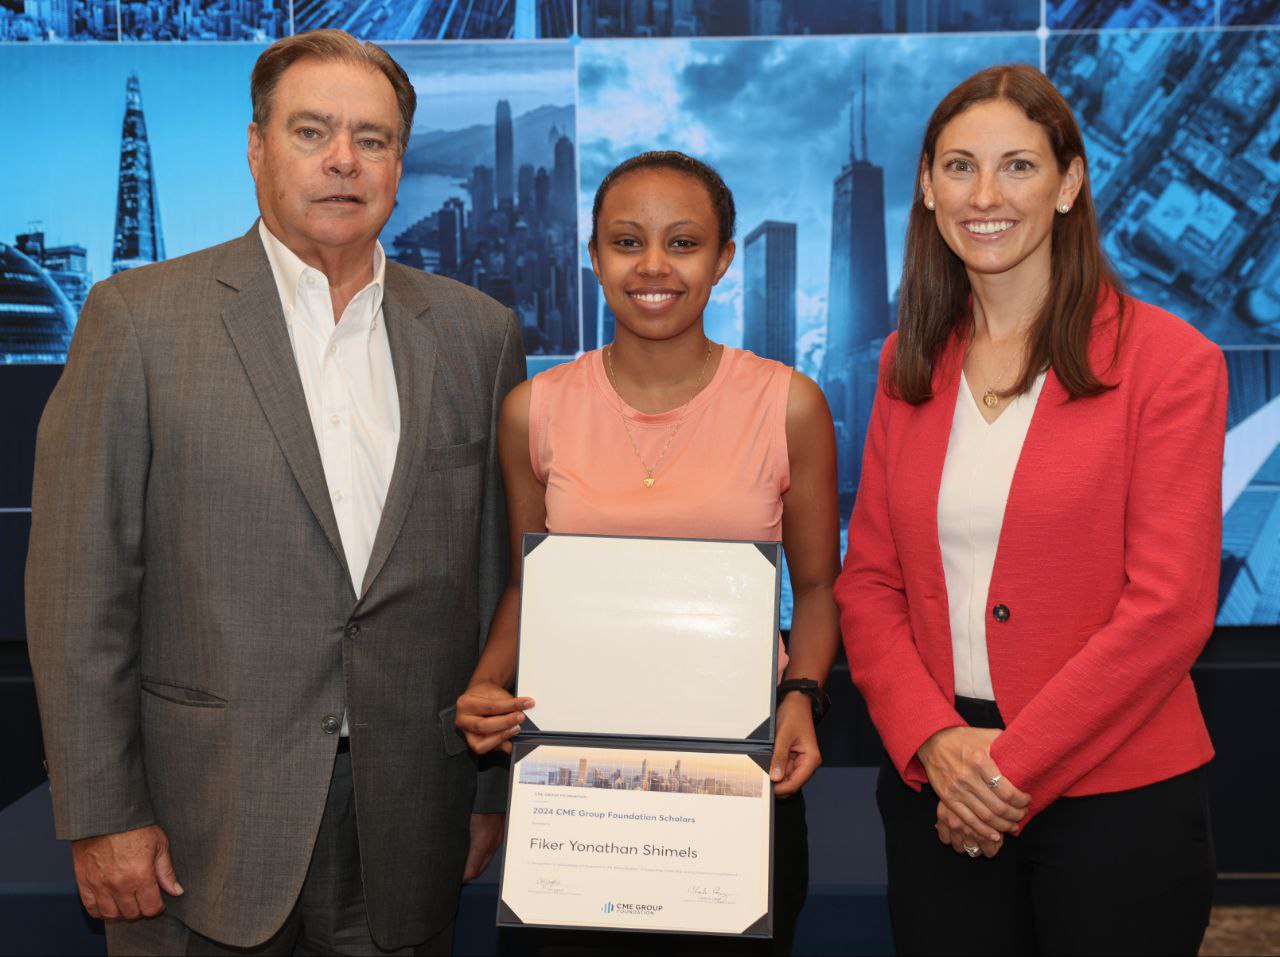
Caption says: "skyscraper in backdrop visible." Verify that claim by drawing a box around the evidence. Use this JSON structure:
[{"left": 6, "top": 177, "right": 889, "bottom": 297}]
[
  {"left": 743, "top": 220, "right": 797, "bottom": 366},
  {"left": 495, "top": 99, "right": 515, "bottom": 207},
  {"left": 111, "top": 74, "right": 165, "bottom": 275},
  {"left": 821, "top": 64, "right": 889, "bottom": 502}
]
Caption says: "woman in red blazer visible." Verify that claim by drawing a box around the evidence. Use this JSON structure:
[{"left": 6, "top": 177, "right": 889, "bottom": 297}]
[{"left": 834, "top": 65, "right": 1225, "bottom": 955}]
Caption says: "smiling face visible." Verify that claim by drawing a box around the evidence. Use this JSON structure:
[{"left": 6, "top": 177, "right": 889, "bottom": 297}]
[
  {"left": 589, "top": 168, "right": 734, "bottom": 343},
  {"left": 921, "top": 98, "right": 1082, "bottom": 289},
  {"left": 247, "top": 57, "right": 402, "bottom": 262}
]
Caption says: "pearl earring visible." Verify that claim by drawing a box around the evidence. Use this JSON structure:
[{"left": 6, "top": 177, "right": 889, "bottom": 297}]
[
  {"left": 925, "top": 198, "right": 935, "bottom": 210},
  {"left": 1057, "top": 203, "right": 1071, "bottom": 214}
]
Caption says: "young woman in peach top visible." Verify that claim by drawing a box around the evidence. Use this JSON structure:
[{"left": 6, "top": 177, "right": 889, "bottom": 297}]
[{"left": 456, "top": 151, "right": 842, "bottom": 954}]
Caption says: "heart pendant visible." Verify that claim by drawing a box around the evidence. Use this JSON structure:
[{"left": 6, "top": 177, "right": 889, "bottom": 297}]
[
  {"left": 982, "top": 391, "right": 999, "bottom": 408},
  {"left": 643, "top": 477, "right": 655, "bottom": 488}
]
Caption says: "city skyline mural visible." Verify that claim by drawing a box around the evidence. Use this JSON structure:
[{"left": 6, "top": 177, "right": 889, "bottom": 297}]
[
  {"left": 577, "top": 33, "right": 1040, "bottom": 500},
  {"left": 1, "top": 1, "right": 1277, "bottom": 627}
]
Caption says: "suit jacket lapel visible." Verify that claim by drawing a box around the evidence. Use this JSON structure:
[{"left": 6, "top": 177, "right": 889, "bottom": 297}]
[
  {"left": 919, "top": 335, "right": 965, "bottom": 599},
  {"left": 359, "top": 266, "right": 436, "bottom": 600},
  {"left": 216, "top": 230, "right": 350, "bottom": 578}
]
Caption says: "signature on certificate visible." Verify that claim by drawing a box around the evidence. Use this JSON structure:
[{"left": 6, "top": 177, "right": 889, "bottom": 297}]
[
  {"left": 534, "top": 877, "right": 570, "bottom": 895},
  {"left": 686, "top": 884, "right": 734, "bottom": 904}
]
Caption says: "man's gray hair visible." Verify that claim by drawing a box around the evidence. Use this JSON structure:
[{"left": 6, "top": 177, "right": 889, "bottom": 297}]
[{"left": 250, "top": 29, "right": 416, "bottom": 155}]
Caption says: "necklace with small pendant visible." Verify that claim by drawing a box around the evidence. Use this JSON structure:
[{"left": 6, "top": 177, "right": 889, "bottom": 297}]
[
  {"left": 604, "top": 340, "right": 713, "bottom": 488},
  {"left": 975, "top": 328, "right": 1027, "bottom": 409}
]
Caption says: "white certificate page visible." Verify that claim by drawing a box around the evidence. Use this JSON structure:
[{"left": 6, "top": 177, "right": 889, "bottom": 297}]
[
  {"left": 500, "top": 741, "right": 772, "bottom": 937},
  {"left": 517, "top": 534, "right": 779, "bottom": 741}
]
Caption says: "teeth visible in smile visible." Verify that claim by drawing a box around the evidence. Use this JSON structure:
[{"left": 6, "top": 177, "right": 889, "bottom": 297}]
[
  {"left": 632, "top": 293, "right": 677, "bottom": 303},
  {"left": 964, "top": 220, "right": 1015, "bottom": 235}
]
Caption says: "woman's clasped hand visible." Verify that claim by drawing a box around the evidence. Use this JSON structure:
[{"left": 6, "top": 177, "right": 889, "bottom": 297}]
[{"left": 917, "top": 726, "right": 1029, "bottom": 856}]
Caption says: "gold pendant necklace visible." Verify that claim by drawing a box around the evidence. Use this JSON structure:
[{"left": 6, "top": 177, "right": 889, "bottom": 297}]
[
  {"left": 605, "top": 340, "right": 713, "bottom": 488},
  {"left": 976, "top": 329, "right": 1026, "bottom": 410}
]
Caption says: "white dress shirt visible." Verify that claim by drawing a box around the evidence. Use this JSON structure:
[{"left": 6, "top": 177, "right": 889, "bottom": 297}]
[
  {"left": 259, "top": 221, "right": 400, "bottom": 600},
  {"left": 937, "top": 368, "right": 1046, "bottom": 701},
  {"left": 260, "top": 223, "right": 400, "bottom": 737}
]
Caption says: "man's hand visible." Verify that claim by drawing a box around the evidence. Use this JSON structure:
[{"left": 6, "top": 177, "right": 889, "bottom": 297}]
[
  {"left": 71, "top": 824, "right": 183, "bottom": 919},
  {"left": 463, "top": 813, "right": 505, "bottom": 882},
  {"left": 770, "top": 693, "right": 823, "bottom": 797}
]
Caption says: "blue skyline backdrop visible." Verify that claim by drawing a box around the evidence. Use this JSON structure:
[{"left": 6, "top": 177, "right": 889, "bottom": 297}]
[
  {"left": 578, "top": 34, "right": 1039, "bottom": 377},
  {"left": 0, "top": 15, "right": 1276, "bottom": 626}
]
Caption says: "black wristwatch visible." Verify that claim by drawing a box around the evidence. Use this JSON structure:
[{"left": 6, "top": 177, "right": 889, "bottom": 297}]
[{"left": 776, "top": 678, "right": 830, "bottom": 724}]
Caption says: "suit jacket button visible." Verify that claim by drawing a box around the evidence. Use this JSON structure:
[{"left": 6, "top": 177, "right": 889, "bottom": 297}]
[
  {"left": 345, "top": 622, "right": 361, "bottom": 638},
  {"left": 322, "top": 715, "right": 340, "bottom": 734},
  {"left": 992, "top": 603, "right": 1010, "bottom": 623}
]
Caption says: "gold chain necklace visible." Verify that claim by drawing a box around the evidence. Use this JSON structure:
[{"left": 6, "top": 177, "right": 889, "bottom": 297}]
[
  {"left": 975, "top": 329, "right": 1027, "bottom": 409},
  {"left": 604, "top": 340, "right": 713, "bottom": 488}
]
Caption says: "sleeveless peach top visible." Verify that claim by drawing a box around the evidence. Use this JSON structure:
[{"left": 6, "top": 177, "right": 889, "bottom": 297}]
[{"left": 530, "top": 346, "right": 794, "bottom": 671}]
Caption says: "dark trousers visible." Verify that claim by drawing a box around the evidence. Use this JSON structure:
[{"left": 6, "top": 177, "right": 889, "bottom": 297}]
[
  {"left": 877, "top": 697, "right": 1216, "bottom": 957},
  {"left": 505, "top": 790, "right": 809, "bottom": 956},
  {"left": 105, "top": 751, "right": 454, "bottom": 957}
]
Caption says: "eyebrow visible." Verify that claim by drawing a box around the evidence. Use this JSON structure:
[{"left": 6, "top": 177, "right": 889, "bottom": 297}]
[
  {"left": 607, "top": 218, "right": 702, "bottom": 230},
  {"left": 941, "top": 148, "right": 1043, "bottom": 158},
  {"left": 284, "top": 111, "right": 394, "bottom": 139}
]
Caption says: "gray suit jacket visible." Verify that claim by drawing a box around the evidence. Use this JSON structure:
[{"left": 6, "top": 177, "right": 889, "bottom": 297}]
[{"left": 25, "top": 227, "right": 525, "bottom": 948}]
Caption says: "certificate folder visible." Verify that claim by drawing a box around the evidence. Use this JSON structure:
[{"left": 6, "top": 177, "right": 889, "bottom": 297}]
[
  {"left": 499, "top": 534, "right": 780, "bottom": 939},
  {"left": 515, "top": 533, "right": 781, "bottom": 743}
]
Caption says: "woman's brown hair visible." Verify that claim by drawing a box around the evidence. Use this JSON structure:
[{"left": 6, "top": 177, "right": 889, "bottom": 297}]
[{"left": 892, "top": 63, "right": 1125, "bottom": 404}]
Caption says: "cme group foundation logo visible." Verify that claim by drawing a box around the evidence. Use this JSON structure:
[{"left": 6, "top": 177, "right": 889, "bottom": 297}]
[{"left": 600, "top": 900, "right": 663, "bottom": 917}]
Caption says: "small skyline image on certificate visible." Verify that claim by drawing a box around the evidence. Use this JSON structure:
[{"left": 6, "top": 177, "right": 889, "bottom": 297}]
[{"left": 519, "top": 749, "right": 764, "bottom": 798}]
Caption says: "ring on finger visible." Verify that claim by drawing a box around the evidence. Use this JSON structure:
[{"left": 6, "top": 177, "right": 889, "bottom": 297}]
[
  {"left": 986, "top": 774, "right": 1002, "bottom": 790},
  {"left": 963, "top": 843, "right": 981, "bottom": 858}
]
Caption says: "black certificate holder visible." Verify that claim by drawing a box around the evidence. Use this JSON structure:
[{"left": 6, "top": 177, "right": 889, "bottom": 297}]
[
  {"left": 497, "top": 736, "right": 775, "bottom": 939},
  {"left": 499, "top": 533, "right": 783, "bottom": 938}
]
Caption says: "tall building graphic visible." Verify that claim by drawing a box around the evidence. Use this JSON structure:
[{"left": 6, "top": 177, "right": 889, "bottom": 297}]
[
  {"left": 821, "top": 64, "right": 890, "bottom": 500},
  {"left": 111, "top": 74, "right": 165, "bottom": 275},
  {"left": 495, "top": 99, "right": 515, "bottom": 208},
  {"left": 470, "top": 164, "right": 496, "bottom": 219},
  {"left": 743, "top": 220, "right": 797, "bottom": 365},
  {"left": 551, "top": 134, "right": 576, "bottom": 224}
]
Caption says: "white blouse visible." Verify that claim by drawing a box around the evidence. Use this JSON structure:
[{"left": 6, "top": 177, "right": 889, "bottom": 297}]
[{"left": 938, "top": 368, "right": 1047, "bottom": 701}]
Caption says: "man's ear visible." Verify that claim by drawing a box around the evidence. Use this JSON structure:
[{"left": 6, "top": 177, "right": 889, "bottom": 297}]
[{"left": 247, "top": 122, "right": 263, "bottom": 182}]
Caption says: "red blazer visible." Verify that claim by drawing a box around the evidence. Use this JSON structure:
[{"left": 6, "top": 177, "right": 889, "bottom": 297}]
[{"left": 834, "top": 294, "right": 1227, "bottom": 825}]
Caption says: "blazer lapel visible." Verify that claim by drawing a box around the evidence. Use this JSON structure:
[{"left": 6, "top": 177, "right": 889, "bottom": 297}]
[
  {"left": 918, "top": 335, "right": 966, "bottom": 598},
  {"left": 216, "top": 231, "right": 350, "bottom": 579},
  {"left": 359, "top": 266, "right": 436, "bottom": 600}
]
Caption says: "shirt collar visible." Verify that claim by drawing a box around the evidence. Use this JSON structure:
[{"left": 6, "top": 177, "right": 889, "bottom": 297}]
[{"left": 258, "top": 219, "right": 386, "bottom": 321}]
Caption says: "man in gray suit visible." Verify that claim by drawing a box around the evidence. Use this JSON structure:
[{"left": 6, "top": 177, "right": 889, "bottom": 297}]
[{"left": 25, "top": 30, "right": 523, "bottom": 955}]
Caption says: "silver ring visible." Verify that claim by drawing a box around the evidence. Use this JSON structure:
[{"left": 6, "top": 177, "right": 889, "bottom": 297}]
[
  {"left": 986, "top": 774, "right": 1002, "bottom": 790},
  {"left": 963, "top": 844, "right": 981, "bottom": 858}
]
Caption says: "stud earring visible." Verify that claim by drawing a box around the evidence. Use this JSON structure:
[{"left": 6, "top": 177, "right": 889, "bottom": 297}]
[
  {"left": 925, "top": 197, "right": 935, "bottom": 210},
  {"left": 1057, "top": 203, "right": 1071, "bottom": 214}
]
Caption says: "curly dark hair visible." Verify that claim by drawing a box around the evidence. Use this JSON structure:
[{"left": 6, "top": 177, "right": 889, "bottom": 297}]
[{"left": 589, "top": 150, "right": 736, "bottom": 250}]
